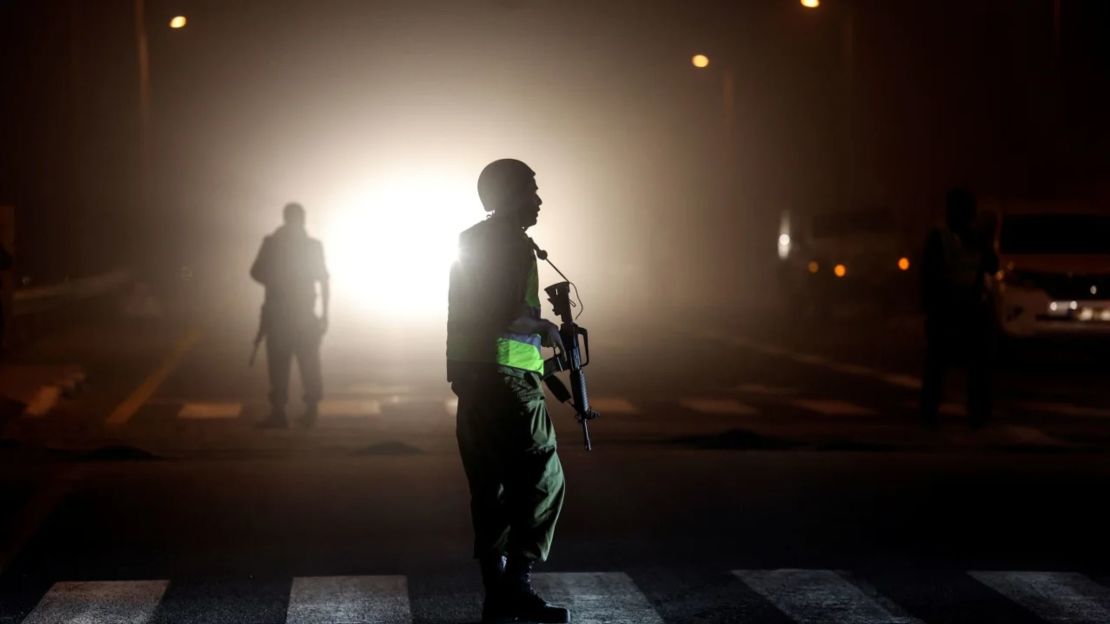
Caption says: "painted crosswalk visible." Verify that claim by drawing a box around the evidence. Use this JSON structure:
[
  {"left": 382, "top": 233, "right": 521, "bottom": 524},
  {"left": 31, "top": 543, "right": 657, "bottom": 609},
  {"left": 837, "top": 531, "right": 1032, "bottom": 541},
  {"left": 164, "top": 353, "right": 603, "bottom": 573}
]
[
  {"left": 13, "top": 569, "right": 1110, "bottom": 623},
  {"left": 21, "top": 580, "right": 168, "bottom": 624},
  {"left": 178, "top": 402, "right": 243, "bottom": 419},
  {"left": 736, "top": 569, "right": 920, "bottom": 624},
  {"left": 287, "top": 575, "right": 411, "bottom": 624},
  {"left": 970, "top": 571, "right": 1110, "bottom": 624},
  {"left": 532, "top": 572, "right": 665, "bottom": 624},
  {"left": 120, "top": 391, "right": 1110, "bottom": 437}
]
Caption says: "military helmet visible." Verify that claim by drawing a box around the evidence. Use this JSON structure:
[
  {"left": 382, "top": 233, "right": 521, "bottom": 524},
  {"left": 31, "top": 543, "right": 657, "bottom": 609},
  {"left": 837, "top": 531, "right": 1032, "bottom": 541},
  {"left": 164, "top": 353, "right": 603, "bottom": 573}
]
[{"left": 477, "top": 159, "right": 535, "bottom": 212}]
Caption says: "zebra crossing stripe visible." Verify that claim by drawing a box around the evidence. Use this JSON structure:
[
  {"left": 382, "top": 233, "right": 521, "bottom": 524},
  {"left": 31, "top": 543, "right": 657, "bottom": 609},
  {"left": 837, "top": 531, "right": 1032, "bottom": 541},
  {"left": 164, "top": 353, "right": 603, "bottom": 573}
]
[
  {"left": 316, "top": 399, "right": 382, "bottom": 417},
  {"left": 680, "top": 398, "right": 758, "bottom": 415},
  {"left": 531, "top": 572, "right": 664, "bottom": 624},
  {"left": 970, "top": 571, "right": 1110, "bottom": 624},
  {"left": 22, "top": 580, "right": 169, "bottom": 624},
  {"left": 286, "top": 575, "right": 412, "bottom": 624},
  {"left": 734, "top": 569, "right": 920, "bottom": 624}
]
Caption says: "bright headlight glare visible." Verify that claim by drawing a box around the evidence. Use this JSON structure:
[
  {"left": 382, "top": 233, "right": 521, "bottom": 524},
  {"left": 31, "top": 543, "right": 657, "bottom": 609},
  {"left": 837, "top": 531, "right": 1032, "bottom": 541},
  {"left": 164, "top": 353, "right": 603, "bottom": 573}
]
[{"left": 323, "top": 173, "right": 476, "bottom": 319}]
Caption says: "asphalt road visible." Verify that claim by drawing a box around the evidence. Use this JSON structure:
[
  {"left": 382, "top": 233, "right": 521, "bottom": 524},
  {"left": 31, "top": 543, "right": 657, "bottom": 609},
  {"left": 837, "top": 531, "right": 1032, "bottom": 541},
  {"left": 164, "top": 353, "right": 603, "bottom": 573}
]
[{"left": 3, "top": 303, "right": 1110, "bottom": 623}]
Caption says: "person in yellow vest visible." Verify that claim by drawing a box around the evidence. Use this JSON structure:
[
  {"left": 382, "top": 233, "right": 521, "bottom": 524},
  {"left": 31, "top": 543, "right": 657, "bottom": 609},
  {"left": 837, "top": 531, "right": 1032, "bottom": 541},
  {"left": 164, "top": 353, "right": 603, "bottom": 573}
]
[
  {"left": 920, "top": 187, "right": 998, "bottom": 429},
  {"left": 447, "top": 159, "right": 569, "bottom": 624}
]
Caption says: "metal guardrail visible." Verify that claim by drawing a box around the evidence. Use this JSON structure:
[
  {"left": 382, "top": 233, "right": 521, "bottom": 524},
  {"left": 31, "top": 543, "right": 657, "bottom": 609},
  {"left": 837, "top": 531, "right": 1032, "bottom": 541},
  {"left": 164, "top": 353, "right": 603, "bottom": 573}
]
[{"left": 13, "top": 269, "right": 133, "bottom": 316}]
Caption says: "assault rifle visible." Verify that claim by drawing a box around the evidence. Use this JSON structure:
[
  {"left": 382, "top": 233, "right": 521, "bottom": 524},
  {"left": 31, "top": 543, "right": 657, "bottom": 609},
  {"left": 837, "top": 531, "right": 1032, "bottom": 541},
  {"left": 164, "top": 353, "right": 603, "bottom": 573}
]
[
  {"left": 248, "top": 301, "right": 270, "bottom": 367},
  {"left": 533, "top": 242, "right": 600, "bottom": 450}
]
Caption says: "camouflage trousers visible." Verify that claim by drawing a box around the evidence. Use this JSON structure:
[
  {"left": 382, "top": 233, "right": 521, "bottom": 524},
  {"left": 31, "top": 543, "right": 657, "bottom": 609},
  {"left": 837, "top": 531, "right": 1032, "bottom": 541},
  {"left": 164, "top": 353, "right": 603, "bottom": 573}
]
[{"left": 453, "top": 369, "right": 565, "bottom": 561}]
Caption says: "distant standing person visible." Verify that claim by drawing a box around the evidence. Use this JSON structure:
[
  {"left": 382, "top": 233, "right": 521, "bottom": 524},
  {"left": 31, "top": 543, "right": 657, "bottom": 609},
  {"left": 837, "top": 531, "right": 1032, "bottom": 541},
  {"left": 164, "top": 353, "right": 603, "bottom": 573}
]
[
  {"left": 920, "top": 187, "right": 998, "bottom": 429},
  {"left": 250, "top": 202, "right": 329, "bottom": 428}
]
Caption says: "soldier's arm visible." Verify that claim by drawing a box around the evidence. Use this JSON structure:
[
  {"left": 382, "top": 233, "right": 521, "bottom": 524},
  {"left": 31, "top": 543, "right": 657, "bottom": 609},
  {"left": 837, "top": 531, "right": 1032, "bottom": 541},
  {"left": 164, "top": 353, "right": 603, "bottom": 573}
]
[{"left": 249, "top": 237, "right": 271, "bottom": 284}]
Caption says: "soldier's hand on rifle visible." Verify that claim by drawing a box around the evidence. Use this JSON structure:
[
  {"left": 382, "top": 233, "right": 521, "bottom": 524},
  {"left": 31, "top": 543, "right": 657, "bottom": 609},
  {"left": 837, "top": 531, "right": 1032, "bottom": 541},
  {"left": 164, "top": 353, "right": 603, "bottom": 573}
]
[
  {"left": 509, "top": 317, "right": 564, "bottom": 352},
  {"left": 538, "top": 319, "right": 564, "bottom": 352}
]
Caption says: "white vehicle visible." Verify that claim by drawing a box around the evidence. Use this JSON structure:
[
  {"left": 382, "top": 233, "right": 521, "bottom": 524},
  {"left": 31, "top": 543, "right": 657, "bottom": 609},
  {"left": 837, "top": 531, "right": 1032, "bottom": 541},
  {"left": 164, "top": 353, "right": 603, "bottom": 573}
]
[
  {"left": 777, "top": 207, "right": 916, "bottom": 313},
  {"left": 993, "top": 203, "right": 1110, "bottom": 337}
]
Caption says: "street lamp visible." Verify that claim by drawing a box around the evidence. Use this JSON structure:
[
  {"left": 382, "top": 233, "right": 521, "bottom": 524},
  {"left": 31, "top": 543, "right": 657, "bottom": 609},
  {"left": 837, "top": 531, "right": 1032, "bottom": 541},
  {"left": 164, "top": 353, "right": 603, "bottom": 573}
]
[
  {"left": 801, "top": 0, "right": 820, "bottom": 8},
  {"left": 169, "top": 15, "right": 187, "bottom": 29},
  {"left": 691, "top": 54, "right": 710, "bottom": 69}
]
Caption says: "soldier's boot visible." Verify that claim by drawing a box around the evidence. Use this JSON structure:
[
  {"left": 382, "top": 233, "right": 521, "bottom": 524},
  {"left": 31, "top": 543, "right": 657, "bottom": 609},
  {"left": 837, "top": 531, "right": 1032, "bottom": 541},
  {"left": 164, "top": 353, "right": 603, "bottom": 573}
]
[
  {"left": 479, "top": 553, "right": 511, "bottom": 623},
  {"left": 499, "top": 556, "right": 570, "bottom": 624}
]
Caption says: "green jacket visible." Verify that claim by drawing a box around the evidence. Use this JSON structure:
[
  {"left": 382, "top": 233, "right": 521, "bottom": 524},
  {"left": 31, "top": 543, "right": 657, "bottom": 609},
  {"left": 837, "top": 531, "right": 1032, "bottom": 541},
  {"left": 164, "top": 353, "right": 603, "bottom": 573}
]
[{"left": 447, "top": 216, "right": 544, "bottom": 379}]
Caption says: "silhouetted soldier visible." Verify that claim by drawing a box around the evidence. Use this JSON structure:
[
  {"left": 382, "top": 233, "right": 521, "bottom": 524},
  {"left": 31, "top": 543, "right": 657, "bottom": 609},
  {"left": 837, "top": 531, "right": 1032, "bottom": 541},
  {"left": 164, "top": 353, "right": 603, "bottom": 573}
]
[
  {"left": 447, "top": 159, "right": 569, "bottom": 624},
  {"left": 250, "top": 202, "right": 329, "bottom": 429},
  {"left": 920, "top": 188, "right": 998, "bottom": 428}
]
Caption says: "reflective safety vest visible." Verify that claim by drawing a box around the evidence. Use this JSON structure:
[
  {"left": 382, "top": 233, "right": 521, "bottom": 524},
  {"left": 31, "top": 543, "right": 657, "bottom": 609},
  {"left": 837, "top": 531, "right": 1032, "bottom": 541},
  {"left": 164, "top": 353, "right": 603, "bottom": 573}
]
[{"left": 446, "top": 220, "right": 545, "bottom": 375}]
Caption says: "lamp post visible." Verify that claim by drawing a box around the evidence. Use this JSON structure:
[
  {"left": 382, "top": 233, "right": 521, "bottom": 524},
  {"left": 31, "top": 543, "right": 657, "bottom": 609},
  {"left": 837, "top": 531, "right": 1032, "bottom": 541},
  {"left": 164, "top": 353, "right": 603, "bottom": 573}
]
[
  {"left": 133, "top": 0, "right": 152, "bottom": 184},
  {"left": 132, "top": 2, "right": 187, "bottom": 191}
]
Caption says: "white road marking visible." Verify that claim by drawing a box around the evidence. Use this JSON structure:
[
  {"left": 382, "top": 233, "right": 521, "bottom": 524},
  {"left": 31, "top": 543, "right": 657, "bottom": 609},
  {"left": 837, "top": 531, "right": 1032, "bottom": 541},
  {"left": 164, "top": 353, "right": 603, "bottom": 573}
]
[
  {"left": 970, "top": 571, "right": 1110, "bottom": 624},
  {"left": 735, "top": 569, "right": 921, "bottom": 624},
  {"left": 680, "top": 398, "right": 759, "bottom": 415},
  {"left": 1016, "top": 402, "right": 1110, "bottom": 418},
  {"left": 22, "top": 580, "right": 169, "bottom": 624},
  {"left": 287, "top": 575, "right": 412, "bottom": 624},
  {"left": 22, "top": 385, "right": 61, "bottom": 417},
  {"left": 107, "top": 328, "right": 202, "bottom": 426},
  {"left": 790, "top": 399, "right": 876, "bottom": 417},
  {"left": 177, "top": 402, "right": 243, "bottom": 419},
  {"left": 587, "top": 397, "right": 639, "bottom": 414},
  {"left": 691, "top": 329, "right": 925, "bottom": 391},
  {"left": 316, "top": 399, "right": 382, "bottom": 418},
  {"left": 532, "top": 572, "right": 664, "bottom": 624}
]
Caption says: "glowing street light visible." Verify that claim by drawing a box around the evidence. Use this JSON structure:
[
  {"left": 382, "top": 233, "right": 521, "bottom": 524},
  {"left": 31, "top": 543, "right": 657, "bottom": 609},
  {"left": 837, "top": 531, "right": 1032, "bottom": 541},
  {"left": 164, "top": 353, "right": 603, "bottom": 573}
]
[
  {"left": 169, "top": 15, "right": 187, "bottom": 29},
  {"left": 691, "top": 54, "right": 710, "bottom": 69},
  {"left": 801, "top": 0, "right": 820, "bottom": 8},
  {"left": 833, "top": 263, "right": 847, "bottom": 278}
]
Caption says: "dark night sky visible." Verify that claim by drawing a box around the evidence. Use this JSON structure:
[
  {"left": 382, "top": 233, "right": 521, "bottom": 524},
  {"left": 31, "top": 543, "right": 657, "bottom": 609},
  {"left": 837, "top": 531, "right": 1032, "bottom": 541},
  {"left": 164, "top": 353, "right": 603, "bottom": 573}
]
[{"left": 2, "top": 0, "right": 1109, "bottom": 306}]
